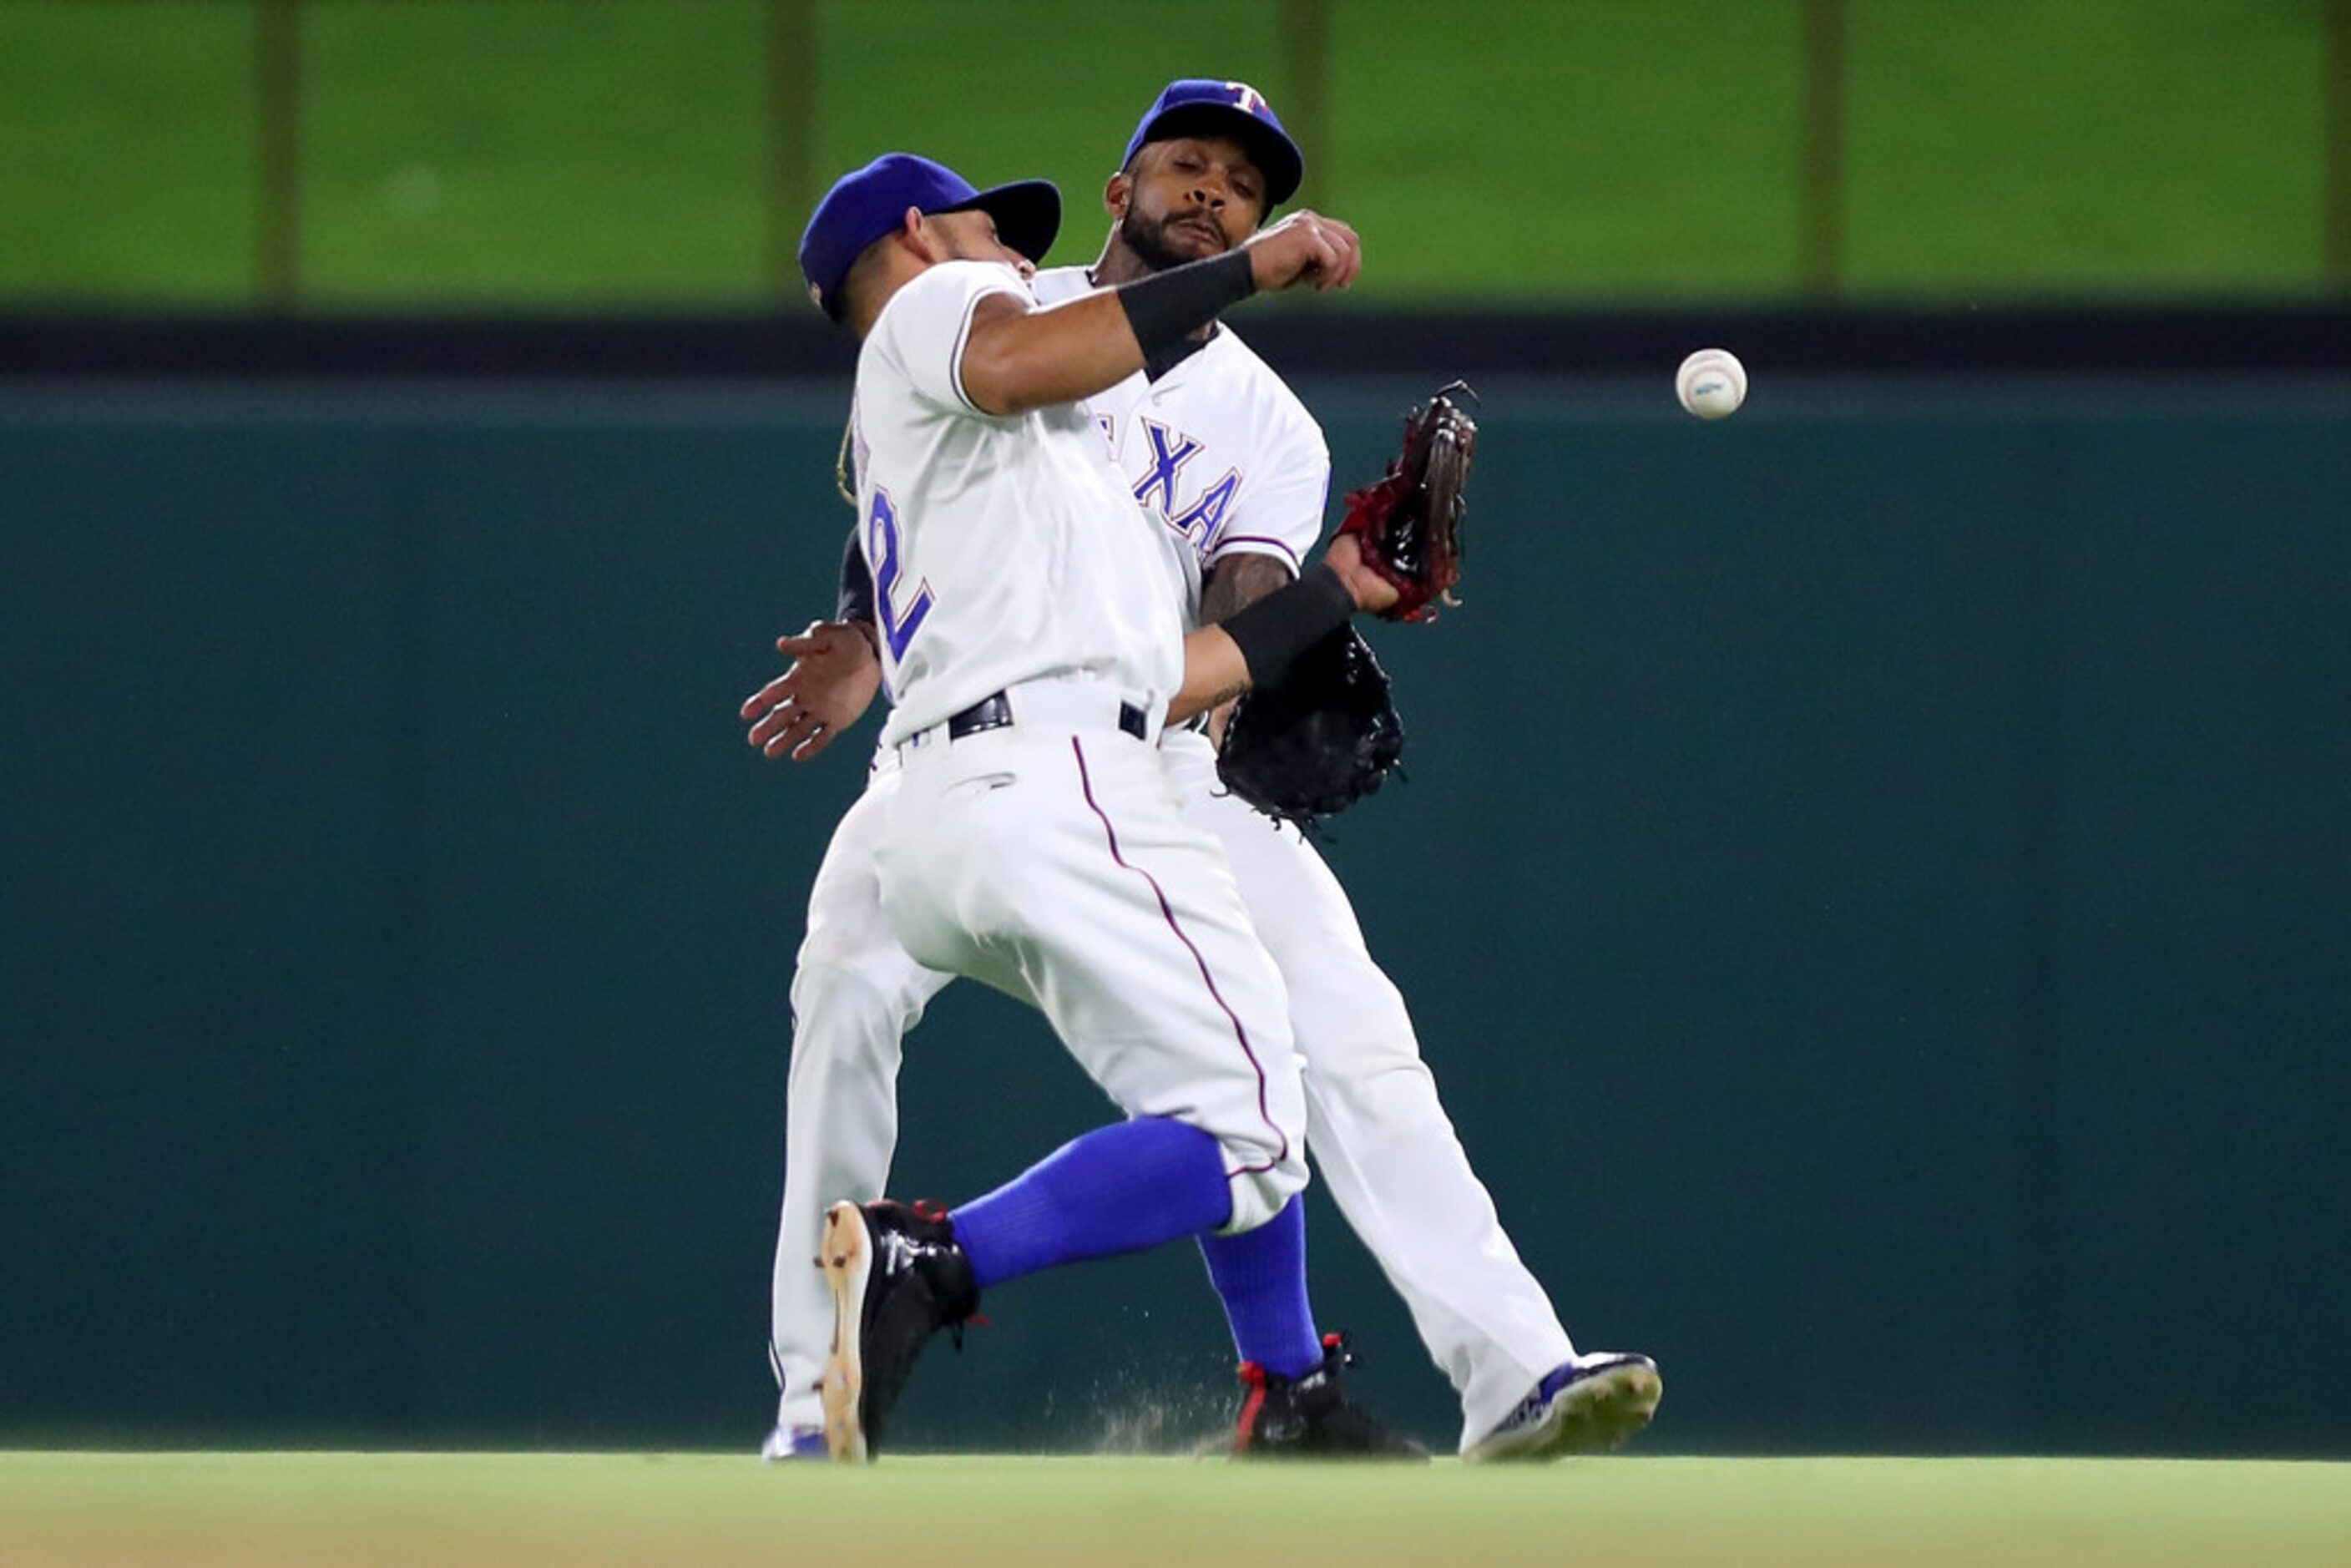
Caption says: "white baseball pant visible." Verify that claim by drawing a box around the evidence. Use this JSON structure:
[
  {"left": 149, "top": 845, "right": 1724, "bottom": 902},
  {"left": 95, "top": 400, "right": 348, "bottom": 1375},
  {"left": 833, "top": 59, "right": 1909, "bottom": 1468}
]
[
  {"left": 770, "top": 720, "right": 1577, "bottom": 1452},
  {"left": 874, "top": 680, "right": 1309, "bottom": 1237}
]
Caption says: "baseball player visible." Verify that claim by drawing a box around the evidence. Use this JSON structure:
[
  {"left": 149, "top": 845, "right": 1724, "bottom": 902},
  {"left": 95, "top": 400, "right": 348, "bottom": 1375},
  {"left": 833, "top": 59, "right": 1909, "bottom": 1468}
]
[
  {"left": 784, "top": 144, "right": 1431, "bottom": 1464},
  {"left": 754, "top": 82, "right": 1661, "bottom": 1464}
]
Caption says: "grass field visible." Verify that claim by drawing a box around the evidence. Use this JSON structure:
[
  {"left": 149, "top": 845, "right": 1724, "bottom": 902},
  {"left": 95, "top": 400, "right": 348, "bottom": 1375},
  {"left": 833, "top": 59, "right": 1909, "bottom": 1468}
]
[
  {"left": 4, "top": 1453, "right": 2348, "bottom": 1566},
  {"left": 0, "top": 0, "right": 2333, "bottom": 304}
]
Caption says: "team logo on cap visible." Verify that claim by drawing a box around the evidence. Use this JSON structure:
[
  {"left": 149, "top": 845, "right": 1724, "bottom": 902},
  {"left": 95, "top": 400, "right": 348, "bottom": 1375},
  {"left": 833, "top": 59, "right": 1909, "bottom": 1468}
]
[{"left": 1225, "top": 81, "right": 1267, "bottom": 114}]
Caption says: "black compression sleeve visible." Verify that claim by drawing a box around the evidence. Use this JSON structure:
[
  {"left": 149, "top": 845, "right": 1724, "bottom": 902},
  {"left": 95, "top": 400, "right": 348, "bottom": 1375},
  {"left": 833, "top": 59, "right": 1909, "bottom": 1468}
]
[
  {"left": 837, "top": 523, "right": 877, "bottom": 625},
  {"left": 1115, "top": 250, "right": 1256, "bottom": 361},
  {"left": 1221, "top": 564, "right": 1357, "bottom": 689}
]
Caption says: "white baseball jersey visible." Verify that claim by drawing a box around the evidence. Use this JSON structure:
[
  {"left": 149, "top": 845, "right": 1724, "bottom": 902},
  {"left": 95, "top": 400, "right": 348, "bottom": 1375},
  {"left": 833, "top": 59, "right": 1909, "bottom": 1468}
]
[
  {"left": 851, "top": 259, "right": 1185, "bottom": 746},
  {"left": 1033, "top": 266, "right": 1331, "bottom": 625}
]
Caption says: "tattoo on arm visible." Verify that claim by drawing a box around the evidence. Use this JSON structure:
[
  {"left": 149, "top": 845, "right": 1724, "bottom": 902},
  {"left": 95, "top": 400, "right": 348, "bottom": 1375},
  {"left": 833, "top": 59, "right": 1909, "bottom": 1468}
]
[
  {"left": 1196, "top": 554, "right": 1296, "bottom": 745},
  {"left": 1197, "top": 678, "right": 1249, "bottom": 711},
  {"left": 1199, "top": 553, "right": 1296, "bottom": 630}
]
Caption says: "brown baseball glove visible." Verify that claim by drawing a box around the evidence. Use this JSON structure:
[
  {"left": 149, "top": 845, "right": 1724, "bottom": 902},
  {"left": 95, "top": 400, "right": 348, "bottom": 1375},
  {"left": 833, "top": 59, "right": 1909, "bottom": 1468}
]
[{"left": 1333, "top": 381, "right": 1478, "bottom": 623}]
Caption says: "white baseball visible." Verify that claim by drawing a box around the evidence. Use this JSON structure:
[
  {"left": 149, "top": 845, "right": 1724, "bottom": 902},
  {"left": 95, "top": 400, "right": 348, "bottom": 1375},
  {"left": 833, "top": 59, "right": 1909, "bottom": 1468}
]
[{"left": 1676, "top": 348, "right": 1747, "bottom": 420}]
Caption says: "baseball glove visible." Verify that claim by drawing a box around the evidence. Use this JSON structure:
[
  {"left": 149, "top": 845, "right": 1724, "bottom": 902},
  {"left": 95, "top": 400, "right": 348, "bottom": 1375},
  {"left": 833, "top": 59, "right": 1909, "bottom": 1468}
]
[
  {"left": 1335, "top": 381, "right": 1479, "bottom": 623},
  {"left": 1216, "top": 625, "right": 1404, "bottom": 830}
]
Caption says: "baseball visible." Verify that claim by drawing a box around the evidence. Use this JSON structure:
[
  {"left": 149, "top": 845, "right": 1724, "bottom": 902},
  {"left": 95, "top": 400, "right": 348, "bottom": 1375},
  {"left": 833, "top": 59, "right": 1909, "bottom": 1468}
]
[{"left": 1676, "top": 348, "right": 1747, "bottom": 419}]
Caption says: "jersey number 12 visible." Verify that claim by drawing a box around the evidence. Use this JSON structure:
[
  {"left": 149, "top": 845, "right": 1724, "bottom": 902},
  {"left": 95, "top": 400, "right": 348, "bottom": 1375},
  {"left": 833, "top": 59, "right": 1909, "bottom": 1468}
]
[{"left": 867, "top": 488, "right": 933, "bottom": 662}]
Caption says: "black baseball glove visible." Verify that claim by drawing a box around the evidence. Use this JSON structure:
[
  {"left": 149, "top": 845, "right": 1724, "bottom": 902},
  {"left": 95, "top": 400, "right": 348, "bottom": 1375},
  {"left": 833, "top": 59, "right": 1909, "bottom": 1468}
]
[{"left": 1216, "top": 625, "right": 1404, "bottom": 831}]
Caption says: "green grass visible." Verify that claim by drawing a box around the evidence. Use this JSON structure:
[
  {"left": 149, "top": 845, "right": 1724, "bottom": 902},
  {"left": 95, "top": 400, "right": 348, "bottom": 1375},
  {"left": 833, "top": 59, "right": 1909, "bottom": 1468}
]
[
  {"left": 0, "top": 0, "right": 2336, "bottom": 304},
  {"left": 3, "top": 1453, "right": 2348, "bottom": 1566}
]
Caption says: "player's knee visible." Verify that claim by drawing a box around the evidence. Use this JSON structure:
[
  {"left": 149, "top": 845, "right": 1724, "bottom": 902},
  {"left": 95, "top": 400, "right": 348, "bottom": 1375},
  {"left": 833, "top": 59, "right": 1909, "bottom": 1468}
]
[
  {"left": 1290, "top": 985, "right": 1418, "bottom": 1073},
  {"left": 1306, "top": 1054, "right": 1444, "bottom": 1136},
  {"left": 793, "top": 913, "right": 907, "bottom": 984},
  {"left": 1216, "top": 1141, "right": 1309, "bottom": 1234},
  {"left": 1296, "top": 1019, "right": 1422, "bottom": 1082},
  {"left": 787, "top": 958, "right": 924, "bottom": 1064}
]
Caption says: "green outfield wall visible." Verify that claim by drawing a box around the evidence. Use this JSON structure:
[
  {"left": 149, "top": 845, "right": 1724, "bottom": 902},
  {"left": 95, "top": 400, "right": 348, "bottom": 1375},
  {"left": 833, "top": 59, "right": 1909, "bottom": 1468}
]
[
  {"left": 3, "top": 375, "right": 2347, "bottom": 1456},
  {"left": 1, "top": 0, "right": 2342, "bottom": 305}
]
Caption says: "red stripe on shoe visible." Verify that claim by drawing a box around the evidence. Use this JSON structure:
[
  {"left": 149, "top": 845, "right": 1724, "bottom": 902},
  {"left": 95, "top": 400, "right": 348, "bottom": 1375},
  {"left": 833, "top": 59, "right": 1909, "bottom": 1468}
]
[{"left": 1235, "top": 1363, "right": 1269, "bottom": 1452}]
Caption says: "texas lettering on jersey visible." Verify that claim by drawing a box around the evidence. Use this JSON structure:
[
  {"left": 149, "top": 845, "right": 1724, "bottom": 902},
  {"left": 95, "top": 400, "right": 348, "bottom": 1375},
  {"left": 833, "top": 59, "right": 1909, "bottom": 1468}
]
[
  {"left": 1035, "top": 264, "right": 1327, "bottom": 610},
  {"left": 1105, "top": 412, "right": 1245, "bottom": 559}
]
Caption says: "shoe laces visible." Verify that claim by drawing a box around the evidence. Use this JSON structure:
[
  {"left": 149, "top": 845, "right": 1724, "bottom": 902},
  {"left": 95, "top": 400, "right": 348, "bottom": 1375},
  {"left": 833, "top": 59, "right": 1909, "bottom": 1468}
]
[{"left": 908, "top": 1201, "right": 982, "bottom": 1342}]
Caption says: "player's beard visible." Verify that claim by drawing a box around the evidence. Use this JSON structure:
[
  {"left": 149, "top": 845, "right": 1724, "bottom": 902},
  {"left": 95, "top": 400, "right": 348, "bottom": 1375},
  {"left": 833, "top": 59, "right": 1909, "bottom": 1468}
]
[{"left": 1120, "top": 205, "right": 1227, "bottom": 275}]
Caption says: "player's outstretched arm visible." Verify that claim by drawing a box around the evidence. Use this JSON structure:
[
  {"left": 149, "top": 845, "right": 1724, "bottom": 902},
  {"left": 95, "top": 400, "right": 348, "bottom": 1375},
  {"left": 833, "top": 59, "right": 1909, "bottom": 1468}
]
[
  {"left": 1198, "top": 554, "right": 1297, "bottom": 629},
  {"left": 1196, "top": 554, "right": 1302, "bottom": 745},
  {"left": 1168, "top": 536, "right": 1397, "bottom": 723},
  {"left": 960, "top": 211, "right": 1363, "bottom": 417},
  {"left": 741, "top": 619, "right": 882, "bottom": 761}
]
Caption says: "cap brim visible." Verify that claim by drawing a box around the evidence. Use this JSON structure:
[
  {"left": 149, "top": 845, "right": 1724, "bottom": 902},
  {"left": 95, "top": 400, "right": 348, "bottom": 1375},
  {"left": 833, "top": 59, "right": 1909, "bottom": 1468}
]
[
  {"left": 938, "top": 179, "right": 1062, "bottom": 266},
  {"left": 1138, "top": 104, "right": 1303, "bottom": 209}
]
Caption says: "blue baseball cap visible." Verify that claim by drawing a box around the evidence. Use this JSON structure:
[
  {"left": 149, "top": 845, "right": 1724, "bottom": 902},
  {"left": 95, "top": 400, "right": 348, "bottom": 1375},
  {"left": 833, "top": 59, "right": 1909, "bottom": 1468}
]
[
  {"left": 797, "top": 153, "right": 1061, "bottom": 321},
  {"left": 1122, "top": 79, "right": 1305, "bottom": 210}
]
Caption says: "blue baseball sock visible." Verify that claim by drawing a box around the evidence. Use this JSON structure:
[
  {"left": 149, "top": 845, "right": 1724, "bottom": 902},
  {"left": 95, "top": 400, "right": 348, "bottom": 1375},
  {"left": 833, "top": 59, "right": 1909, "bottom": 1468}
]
[
  {"left": 1197, "top": 1191, "right": 1323, "bottom": 1379},
  {"left": 953, "top": 1116, "right": 1233, "bottom": 1289}
]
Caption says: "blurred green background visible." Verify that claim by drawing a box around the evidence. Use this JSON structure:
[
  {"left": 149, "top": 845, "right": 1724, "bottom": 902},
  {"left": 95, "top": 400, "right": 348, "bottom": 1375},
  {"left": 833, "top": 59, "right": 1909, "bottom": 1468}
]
[{"left": 0, "top": 0, "right": 2343, "bottom": 306}]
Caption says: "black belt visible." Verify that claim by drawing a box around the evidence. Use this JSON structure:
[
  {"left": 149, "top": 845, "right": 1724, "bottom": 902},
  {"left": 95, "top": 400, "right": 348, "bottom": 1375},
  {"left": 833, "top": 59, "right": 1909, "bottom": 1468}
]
[{"left": 945, "top": 691, "right": 1149, "bottom": 741}]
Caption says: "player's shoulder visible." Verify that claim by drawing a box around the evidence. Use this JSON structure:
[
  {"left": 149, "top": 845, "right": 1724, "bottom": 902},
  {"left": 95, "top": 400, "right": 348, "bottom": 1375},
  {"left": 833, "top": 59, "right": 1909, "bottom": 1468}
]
[
  {"left": 873, "top": 259, "right": 1032, "bottom": 336},
  {"left": 1195, "top": 324, "right": 1325, "bottom": 448},
  {"left": 1030, "top": 264, "right": 1094, "bottom": 307},
  {"left": 930, "top": 256, "right": 1033, "bottom": 295}
]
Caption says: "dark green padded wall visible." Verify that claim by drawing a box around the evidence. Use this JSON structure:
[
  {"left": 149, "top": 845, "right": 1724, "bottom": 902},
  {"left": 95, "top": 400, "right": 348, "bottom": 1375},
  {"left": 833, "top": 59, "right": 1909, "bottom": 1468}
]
[{"left": 3, "top": 377, "right": 2343, "bottom": 1454}]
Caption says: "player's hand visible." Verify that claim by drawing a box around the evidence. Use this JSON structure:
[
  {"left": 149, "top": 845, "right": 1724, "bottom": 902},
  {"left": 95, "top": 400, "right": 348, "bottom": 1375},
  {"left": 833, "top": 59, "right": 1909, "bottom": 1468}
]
[
  {"left": 1319, "top": 533, "right": 1400, "bottom": 615},
  {"left": 741, "top": 620, "right": 882, "bottom": 762},
  {"left": 1244, "top": 210, "right": 1363, "bottom": 294}
]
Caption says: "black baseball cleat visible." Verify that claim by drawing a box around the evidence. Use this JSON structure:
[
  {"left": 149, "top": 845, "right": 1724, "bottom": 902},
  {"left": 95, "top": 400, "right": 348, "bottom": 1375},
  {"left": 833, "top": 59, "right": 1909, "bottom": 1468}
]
[
  {"left": 1463, "top": 1351, "right": 1664, "bottom": 1462},
  {"left": 815, "top": 1198, "right": 981, "bottom": 1462},
  {"left": 1231, "top": 1333, "right": 1428, "bottom": 1461}
]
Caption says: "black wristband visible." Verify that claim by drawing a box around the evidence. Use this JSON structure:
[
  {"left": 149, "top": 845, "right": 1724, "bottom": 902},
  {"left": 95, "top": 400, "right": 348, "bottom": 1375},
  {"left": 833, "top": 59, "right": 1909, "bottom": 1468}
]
[
  {"left": 1115, "top": 249, "right": 1257, "bottom": 361},
  {"left": 837, "top": 521, "right": 877, "bottom": 625},
  {"left": 1222, "top": 564, "right": 1358, "bottom": 689}
]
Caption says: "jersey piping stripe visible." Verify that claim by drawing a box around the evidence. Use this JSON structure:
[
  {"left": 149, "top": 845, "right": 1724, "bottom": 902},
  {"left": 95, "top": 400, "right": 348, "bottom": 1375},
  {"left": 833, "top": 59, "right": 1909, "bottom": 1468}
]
[
  {"left": 1204, "top": 534, "right": 1303, "bottom": 570},
  {"left": 946, "top": 283, "right": 1020, "bottom": 418},
  {"left": 1067, "top": 735, "right": 1289, "bottom": 1179}
]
